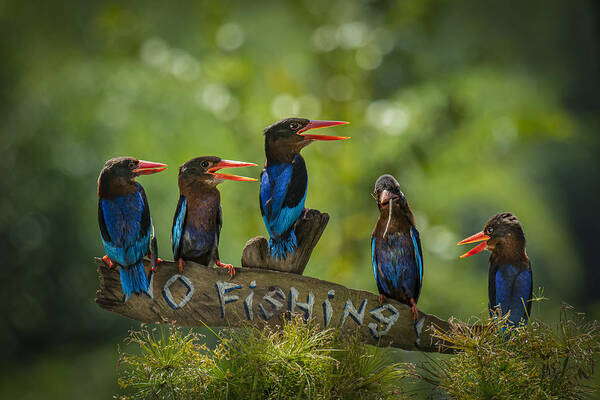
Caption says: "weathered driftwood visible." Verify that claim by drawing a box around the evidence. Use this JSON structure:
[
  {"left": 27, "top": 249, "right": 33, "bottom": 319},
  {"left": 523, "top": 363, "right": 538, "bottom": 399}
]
[
  {"left": 241, "top": 209, "right": 329, "bottom": 275},
  {"left": 95, "top": 258, "right": 452, "bottom": 353}
]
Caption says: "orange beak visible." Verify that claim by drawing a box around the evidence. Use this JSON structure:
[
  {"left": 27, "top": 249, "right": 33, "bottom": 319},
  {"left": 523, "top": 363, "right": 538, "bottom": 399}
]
[
  {"left": 457, "top": 231, "right": 491, "bottom": 258},
  {"left": 298, "top": 120, "right": 350, "bottom": 141},
  {"left": 133, "top": 160, "right": 168, "bottom": 175},
  {"left": 208, "top": 159, "right": 257, "bottom": 182}
]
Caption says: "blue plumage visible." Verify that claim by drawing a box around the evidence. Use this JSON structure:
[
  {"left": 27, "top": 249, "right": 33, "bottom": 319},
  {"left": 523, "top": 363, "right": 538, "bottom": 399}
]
[
  {"left": 172, "top": 196, "right": 187, "bottom": 260},
  {"left": 458, "top": 212, "right": 533, "bottom": 327},
  {"left": 260, "top": 156, "right": 307, "bottom": 260},
  {"left": 97, "top": 157, "right": 166, "bottom": 301},
  {"left": 99, "top": 185, "right": 151, "bottom": 300},
  {"left": 492, "top": 264, "right": 532, "bottom": 325},
  {"left": 371, "top": 174, "right": 423, "bottom": 321},
  {"left": 371, "top": 230, "right": 423, "bottom": 305},
  {"left": 172, "top": 156, "right": 256, "bottom": 277},
  {"left": 171, "top": 191, "right": 221, "bottom": 267},
  {"left": 261, "top": 118, "right": 348, "bottom": 261}
]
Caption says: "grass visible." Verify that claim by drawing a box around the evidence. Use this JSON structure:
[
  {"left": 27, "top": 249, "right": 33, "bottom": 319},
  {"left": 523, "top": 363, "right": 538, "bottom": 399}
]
[
  {"left": 116, "top": 304, "right": 600, "bottom": 399},
  {"left": 420, "top": 304, "right": 600, "bottom": 400},
  {"left": 116, "top": 316, "right": 413, "bottom": 399}
]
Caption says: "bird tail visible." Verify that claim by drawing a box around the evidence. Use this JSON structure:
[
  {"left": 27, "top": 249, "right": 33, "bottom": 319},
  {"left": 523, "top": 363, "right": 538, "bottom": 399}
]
[
  {"left": 120, "top": 261, "right": 150, "bottom": 301},
  {"left": 268, "top": 229, "right": 297, "bottom": 262}
]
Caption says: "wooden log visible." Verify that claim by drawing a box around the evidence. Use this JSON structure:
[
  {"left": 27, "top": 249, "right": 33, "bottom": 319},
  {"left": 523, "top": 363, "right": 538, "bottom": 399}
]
[
  {"left": 95, "top": 258, "right": 452, "bottom": 353},
  {"left": 241, "top": 209, "right": 329, "bottom": 275}
]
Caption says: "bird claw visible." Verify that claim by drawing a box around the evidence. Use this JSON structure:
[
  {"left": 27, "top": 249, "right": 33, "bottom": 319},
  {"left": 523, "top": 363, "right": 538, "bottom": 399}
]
[
  {"left": 151, "top": 257, "right": 163, "bottom": 272},
  {"left": 301, "top": 208, "right": 309, "bottom": 220},
  {"left": 102, "top": 255, "right": 114, "bottom": 268},
  {"left": 147, "top": 253, "right": 163, "bottom": 263},
  {"left": 216, "top": 259, "right": 236, "bottom": 278},
  {"left": 410, "top": 298, "right": 419, "bottom": 322},
  {"left": 178, "top": 258, "right": 184, "bottom": 274}
]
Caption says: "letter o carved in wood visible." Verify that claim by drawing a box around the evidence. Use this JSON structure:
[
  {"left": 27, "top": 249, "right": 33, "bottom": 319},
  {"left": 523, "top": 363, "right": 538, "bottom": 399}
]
[{"left": 162, "top": 274, "right": 195, "bottom": 310}]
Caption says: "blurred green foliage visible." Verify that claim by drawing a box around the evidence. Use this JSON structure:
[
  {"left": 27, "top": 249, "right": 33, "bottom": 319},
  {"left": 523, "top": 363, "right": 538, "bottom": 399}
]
[{"left": 0, "top": 0, "right": 598, "bottom": 398}]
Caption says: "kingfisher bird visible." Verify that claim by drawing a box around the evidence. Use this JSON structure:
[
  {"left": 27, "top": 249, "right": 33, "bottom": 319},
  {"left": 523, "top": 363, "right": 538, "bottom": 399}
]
[
  {"left": 97, "top": 157, "right": 167, "bottom": 300},
  {"left": 458, "top": 212, "right": 533, "bottom": 326},
  {"left": 260, "top": 118, "right": 349, "bottom": 261},
  {"left": 172, "top": 156, "right": 257, "bottom": 276},
  {"left": 371, "top": 175, "right": 423, "bottom": 321}
]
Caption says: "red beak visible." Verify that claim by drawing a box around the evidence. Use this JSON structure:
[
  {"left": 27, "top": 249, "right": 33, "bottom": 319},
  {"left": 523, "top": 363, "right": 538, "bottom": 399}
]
[
  {"left": 298, "top": 120, "right": 350, "bottom": 141},
  {"left": 133, "top": 160, "right": 168, "bottom": 175},
  {"left": 208, "top": 159, "right": 257, "bottom": 182},
  {"left": 457, "top": 231, "right": 491, "bottom": 258}
]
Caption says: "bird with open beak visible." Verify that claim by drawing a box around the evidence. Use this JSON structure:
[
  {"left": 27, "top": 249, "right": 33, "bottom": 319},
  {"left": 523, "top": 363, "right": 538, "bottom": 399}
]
[
  {"left": 371, "top": 175, "right": 423, "bottom": 321},
  {"left": 260, "top": 118, "right": 349, "bottom": 261},
  {"left": 172, "top": 156, "right": 257, "bottom": 276},
  {"left": 458, "top": 212, "right": 533, "bottom": 325},
  {"left": 97, "top": 156, "right": 167, "bottom": 300}
]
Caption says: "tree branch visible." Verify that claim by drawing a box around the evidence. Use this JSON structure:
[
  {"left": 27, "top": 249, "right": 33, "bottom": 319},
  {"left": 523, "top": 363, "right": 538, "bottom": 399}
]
[
  {"left": 95, "top": 258, "right": 453, "bottom": 353},
  {"left": 241, "top": 208, "right": 330, "bottom": 274}
]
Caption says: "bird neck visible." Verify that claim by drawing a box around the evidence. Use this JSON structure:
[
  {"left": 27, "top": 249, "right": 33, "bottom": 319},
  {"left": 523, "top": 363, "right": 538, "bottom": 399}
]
[
  {"left": 489, "top": 239, "right": 529, "bottom": 266},
  {"left": 98, "top": 176, "right": 138, "bottom": 199},
  {"left": 375, "top": 206, "right": 414, "bottom": 235},
  {"left": 265, "top": 140, "right": 301, "bottom": 165},
  {"left": 179, "top": 180, "right": 220, "bottom": 200}
]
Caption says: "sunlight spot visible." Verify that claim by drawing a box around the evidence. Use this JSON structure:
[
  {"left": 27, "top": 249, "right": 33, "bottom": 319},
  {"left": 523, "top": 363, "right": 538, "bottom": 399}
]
[
  {"left": 271, "top": 94, "right": 299, "bottom": 117},
  {"left": 337, "top": 22, "right": 369, "bottom": 49},
  {"left": 140, "top": 37, "right": 169, "bottom": 66},
  {"left": 356, "top": 45, "right": 383, "bottom": 70},
  {"left": 366, "top": 100, "right": 410, "bottom": 135},
  {"left": 312, "top": 26, "right": 338, "bottom": 52},
  {"left": 426, "top": 225, "right": 457, "bottom": 260},
  {"left": 216, "top": 23, "right": 245, "bottom": 51},
  {"left": 198, "top": 83, "right": 232, "bottom": 114},
  {"left": 169, "top": 50, "right": 201, "bottom": 81}
]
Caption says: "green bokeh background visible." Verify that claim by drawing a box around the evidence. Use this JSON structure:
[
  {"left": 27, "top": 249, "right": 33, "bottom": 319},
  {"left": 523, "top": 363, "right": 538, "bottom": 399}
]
[{"left": 1, "top": 0, "right": 599, "bottom": 398}]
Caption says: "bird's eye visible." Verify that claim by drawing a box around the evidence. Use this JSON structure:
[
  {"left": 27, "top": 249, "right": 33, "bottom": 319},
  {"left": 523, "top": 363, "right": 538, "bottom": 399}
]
[
  {"left": 486, "top": 227, "right": 494, "bottom": 235},
  {"left": 201, "top": 161, "right": 209, "bottom": 168},
  {"left": 289, "top": 122, "right": 299, "bottom": 130}
]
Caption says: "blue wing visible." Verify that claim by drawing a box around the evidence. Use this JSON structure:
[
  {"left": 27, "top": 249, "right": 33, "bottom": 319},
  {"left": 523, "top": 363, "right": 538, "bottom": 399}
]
[
  {"left": 494, "top": 265, "right": 533, "bottom": 324},
  {"left": 371, "top": 236, "right": 378, "bottom": 282},
  {"left": 410, "top": 226, "right": 423, "bottom": 302},
  {"left": 99, "top": 187, "right": 151, "bottom": 266},
  {"left": 260, "top": 156, "right": 307, "bottom": 238},
  {"left": 171, "top": 195, "right": 187, "bottom": 260},
  {"left": 372, "top": 233, "right": 419, "bottom": 301}
]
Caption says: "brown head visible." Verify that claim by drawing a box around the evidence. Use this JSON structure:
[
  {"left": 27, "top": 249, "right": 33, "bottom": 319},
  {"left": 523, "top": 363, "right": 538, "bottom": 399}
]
[
  {"left": 178, "top": 156, "right": 256, "bottom": 192},
  {"left": 458, "top": 212, "right": 528, "bottom": 264},
  {"left": 97, "top": 156, "right": 167, "bottom": 198},
  {"left": 264, "top": 118, "right": 349, "bottom": 164},
  {"left": 373, "top": 174, "right": 415, "bottom": 225}
]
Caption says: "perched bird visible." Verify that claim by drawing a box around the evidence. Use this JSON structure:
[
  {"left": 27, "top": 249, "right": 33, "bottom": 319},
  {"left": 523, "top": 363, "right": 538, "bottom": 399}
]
[
  {"left": 97, "top": 157, "right": 167, "bottom": 300},
  {"left": 260, "top": 118, "right": 349, "bottom": 260},
  {"left": 458, "top": 212, "right": 533, "bottom": 326},
  {"left": 172, "top": 156, "right": 257, "bottom": 276},
  {"left": 371, "top": 175, "right": 423, "bottom": 321}
]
